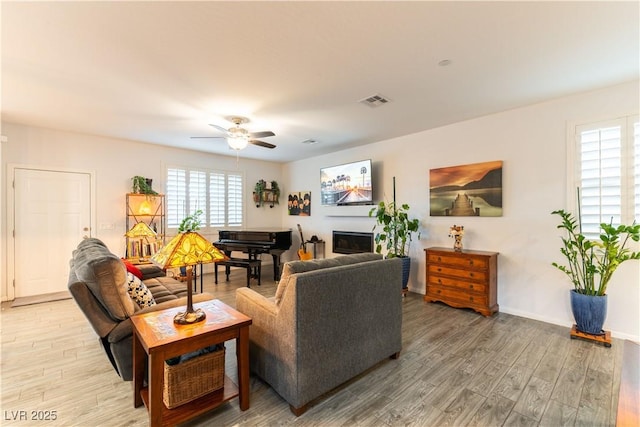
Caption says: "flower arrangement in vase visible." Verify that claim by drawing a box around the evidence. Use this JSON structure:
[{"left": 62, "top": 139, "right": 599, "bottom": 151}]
[{"left": 449, "top": 225, "right": 464, "bottom": 251}]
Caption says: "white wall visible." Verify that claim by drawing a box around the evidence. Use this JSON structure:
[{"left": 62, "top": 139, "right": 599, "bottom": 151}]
[
  {"left": 1, "top": 124, "right": 283, "bottom": 300},
  {"left": 281, "top": 80, "right": 640, "bottom": 340},
  {"left": 2, "top": 81, "right": 638, "bottom": 339}
]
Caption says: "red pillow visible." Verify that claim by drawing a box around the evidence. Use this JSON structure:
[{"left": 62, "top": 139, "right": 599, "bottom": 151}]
[{"left": 121, "top": 258, "right": 143, "bottom": 279}]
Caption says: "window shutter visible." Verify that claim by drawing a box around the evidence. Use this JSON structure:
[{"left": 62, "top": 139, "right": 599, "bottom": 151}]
[
  {"left": 166, "top": 168, "right": 186, "bottom": 228},
  {"left": 209, "top": 172, "right": 226, "bottom": 227},
  {"left": 578, "top": 124, "right": 622, "bottom": 238},
  {"left": 227, "top": 173, "right": 243, "bottom": 226},
  {"left": 188, "top": 170, "right": 207, "bottom": 217},
  {"left": 634, "top": 121, "right": 640, "bottom": 223},
  {"left": 166, "top": 166, "right": 243, "bottom": 229}
]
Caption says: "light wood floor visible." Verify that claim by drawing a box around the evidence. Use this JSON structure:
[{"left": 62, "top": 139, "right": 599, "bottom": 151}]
[{"left": 1, "top": 268, "right": 625, "bottom": 426}]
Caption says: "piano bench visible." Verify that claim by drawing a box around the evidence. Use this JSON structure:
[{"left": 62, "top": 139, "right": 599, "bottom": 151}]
[{"left": 215, "top": 258, "right": 261, "bottom": 288}]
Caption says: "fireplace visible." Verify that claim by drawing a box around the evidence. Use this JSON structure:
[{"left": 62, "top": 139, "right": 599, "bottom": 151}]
[{"left": 332, "top": 231, "right": 374, "bottom": 255}]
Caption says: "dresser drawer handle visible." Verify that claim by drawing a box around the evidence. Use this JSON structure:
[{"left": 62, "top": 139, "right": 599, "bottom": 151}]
[
  {"left": 437, "top": 256, "right": 442, "bottom": 262},
  {"left": 469, "top": 284, "right": 474, "bottom": 289},
  {"left": 437, "top": 268, "right": 442, "bottom": 272},
  {"left": 438, "top": 279, "right": 442, "bottom": 284},
  {"left": 469, "top": 260, "right": 474, "bottom": 266},
  {"left": 437, "top": 290, "right": 441, "bottom": 294},
  {"left": 469, "top": 296, "right": 474, "bottom": 302}
]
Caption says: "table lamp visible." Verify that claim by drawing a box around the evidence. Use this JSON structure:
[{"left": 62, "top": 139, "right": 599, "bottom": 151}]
[
  {"left": 151, "top": 231, "right": 228, "bottom": 324},
  {"left": 125, "top": 222, "right": 158, "bottom": 261}
]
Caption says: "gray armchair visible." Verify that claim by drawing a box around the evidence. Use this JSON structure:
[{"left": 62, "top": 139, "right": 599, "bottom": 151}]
[{"left": 68, "top": 238, "right": 213, "bottom": 380}]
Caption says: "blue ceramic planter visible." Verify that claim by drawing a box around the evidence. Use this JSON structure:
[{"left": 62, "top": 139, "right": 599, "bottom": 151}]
[
  {"left": 400, "top": 256, "right": 410, "bottom": 290},
  {"left": 570, "top": 289, "right": 607, "bottom": 335}
]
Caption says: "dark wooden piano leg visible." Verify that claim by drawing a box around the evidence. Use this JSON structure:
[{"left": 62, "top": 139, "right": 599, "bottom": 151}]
[
  {"left": 271, "top": 254, "right": 280, "bottom": 281},
  {"left": 257, "top": 262, "right": 261, "bottom": 286}
]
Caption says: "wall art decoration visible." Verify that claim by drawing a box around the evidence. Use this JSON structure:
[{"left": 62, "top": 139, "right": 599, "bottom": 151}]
[
  {"left": 288, "top": 191, "right": 311, "bottom": 216},
  {"left": 430, "top": 160, "right": 503, "bottom": 217}
]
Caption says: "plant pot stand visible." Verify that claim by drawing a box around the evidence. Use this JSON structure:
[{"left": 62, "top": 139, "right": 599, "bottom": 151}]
[{"left": 570, "top": 324, "right": 611, "bottom": 347}]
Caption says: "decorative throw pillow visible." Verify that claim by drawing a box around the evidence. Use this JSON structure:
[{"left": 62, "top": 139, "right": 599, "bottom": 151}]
[
  {"left": 126, "top": 272, "right": 156, "bottom": 308},
  {"left": 122, "top": 258, "right": 143, "bottom": 279}
]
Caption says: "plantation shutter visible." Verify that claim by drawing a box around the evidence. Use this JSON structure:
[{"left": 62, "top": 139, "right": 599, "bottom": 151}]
[
  {"left": 577, "top": 123, "right": 622, "bottom": 238},
  {"left": 209, "top": 172, "right": 226, "bottom": 227},
  {"left": 166, "top": 168, "right": 186, "bottom": 228},
  {"left": 188, "top": 170, "right": 207, "bottom": 216},
  {"left": 228, "top": 173, "right": 243, "bottom": 226},
  {"left": 634, "top": 121, "right": 640, "bottom": 223},
  {"left": 166, "top": 166, "right": 243, "bottom": 229}
]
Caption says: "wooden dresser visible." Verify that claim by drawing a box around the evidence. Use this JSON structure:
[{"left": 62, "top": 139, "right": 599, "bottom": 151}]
[{"left": 424, "top": 247, "right": 499, "bottom": 316}]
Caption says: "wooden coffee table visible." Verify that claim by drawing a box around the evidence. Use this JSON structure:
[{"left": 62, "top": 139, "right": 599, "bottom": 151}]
[{"left": 131, "top": 299, "right": 252, "bottom": 426}]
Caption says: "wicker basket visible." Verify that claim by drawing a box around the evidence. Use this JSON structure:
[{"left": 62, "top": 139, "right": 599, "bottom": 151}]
[{"left": 163, "top": 346, "right": 225, "bottom": 409}]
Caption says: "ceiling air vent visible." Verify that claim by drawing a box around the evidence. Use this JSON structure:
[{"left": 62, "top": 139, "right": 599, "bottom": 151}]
[{"left": 359, "top": 93, "right": 391, "bottom": 108}]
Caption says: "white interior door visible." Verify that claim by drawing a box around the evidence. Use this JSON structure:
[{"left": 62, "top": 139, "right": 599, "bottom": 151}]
[{"left": 14, "top": 168, "right": 91, "bottom": 297}]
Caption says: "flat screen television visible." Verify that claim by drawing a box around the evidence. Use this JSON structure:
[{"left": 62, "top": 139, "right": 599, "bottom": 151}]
[{"left": 320, "top": 159, "right": 373, "bottom": 206}]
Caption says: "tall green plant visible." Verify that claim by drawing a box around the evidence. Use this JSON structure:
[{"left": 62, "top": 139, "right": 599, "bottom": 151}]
[
  {"left": 369, "top": 201, "right": 420, "bottom": 257},
  {"left": 552, "top": 209, "right": 640, "bottom": 296}
]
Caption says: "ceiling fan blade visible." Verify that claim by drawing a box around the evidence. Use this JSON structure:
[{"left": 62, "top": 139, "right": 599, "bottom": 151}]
[
  {"left": 249, "top": 130, "right": 275, "bottom": 139},
  {"left": 190, "top": 136, "right": 226, "bottom": 139},
  {"left": 209, "top": 124, "right": 229, "bottom": 134},
  {"left": 250, "top": 139, "right": 276, "bottom": 149}
]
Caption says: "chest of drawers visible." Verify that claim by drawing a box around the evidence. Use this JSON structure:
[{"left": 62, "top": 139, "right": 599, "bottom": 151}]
[{"left": 424, "top": 247, "right": 499, "bottom": 316}]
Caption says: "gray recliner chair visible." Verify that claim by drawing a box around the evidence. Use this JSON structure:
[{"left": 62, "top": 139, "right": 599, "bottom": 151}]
[{"left": 67, "top": 238, "right": 213, "bottom": 380}]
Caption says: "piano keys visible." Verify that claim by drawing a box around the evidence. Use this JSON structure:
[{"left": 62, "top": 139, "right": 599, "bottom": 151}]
[{"left": 215, "top": 229, "right": 293, "bottom": 281}]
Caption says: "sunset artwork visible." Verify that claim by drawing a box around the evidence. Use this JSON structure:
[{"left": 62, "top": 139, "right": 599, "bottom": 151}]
[{"left": 429, "top": 160, "right": 503, "bottom": 217}]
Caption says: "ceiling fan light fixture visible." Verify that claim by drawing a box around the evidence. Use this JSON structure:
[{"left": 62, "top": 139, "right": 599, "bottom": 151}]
[{"left": 227, "top": 135, "right": 249, "bottom": 150}]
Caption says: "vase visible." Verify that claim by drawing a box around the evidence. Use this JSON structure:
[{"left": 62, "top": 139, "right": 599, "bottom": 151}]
[
  {"left": 453, "top": 235, "right": 463, "bottom": 251},
  {"left": 400, "top": 256, "right": 411, "bottom": 291},
  {"left": 570, "top": 289, "right": 607, "bottom": 335}
]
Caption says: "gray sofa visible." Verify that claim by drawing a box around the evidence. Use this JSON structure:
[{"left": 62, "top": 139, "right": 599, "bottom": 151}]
[
  {"left": 236, "top": 253, "right": 403, "bottom": 415},
  {"left": 68, "top": 238, "right": 213, "bottom": 381}
]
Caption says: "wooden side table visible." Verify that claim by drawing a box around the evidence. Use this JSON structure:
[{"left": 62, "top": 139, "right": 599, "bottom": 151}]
[{"left": 132, "top": 299, "right": 252, "bottom": 426}]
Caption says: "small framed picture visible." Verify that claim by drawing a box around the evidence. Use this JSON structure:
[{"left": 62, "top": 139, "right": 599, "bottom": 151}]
[{"left": 288, "top": 191, "right": 311, "bottom": 216}]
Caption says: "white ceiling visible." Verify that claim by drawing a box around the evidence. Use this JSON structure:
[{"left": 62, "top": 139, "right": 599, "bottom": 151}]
[{"left": 2, "top": 1, "right": 638, "bottom": 163}]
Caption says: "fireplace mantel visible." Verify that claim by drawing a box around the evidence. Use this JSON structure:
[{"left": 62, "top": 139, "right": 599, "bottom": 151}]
[{"left": 322, "top": 205, "right": 373, "bottom": 217}]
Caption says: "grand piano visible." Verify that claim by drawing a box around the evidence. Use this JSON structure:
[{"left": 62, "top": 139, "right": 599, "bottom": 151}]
[{"left": 215, "top": 229, "right": 293, "bottom": 281}]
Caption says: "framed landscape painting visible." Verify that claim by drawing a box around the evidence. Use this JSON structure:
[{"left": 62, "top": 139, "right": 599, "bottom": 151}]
[{"left": 430, "top": 160, "right": 503, "bottom": 217}]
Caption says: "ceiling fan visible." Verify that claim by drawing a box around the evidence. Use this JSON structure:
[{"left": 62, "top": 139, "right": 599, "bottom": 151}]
[{"left": 191, "top": 116, "right": 276, "bottom": 150}]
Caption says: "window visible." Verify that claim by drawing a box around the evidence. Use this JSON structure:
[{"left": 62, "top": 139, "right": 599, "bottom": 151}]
[
  {"left": 166, "top": 166, "right": 244, "bottom": 229},
  {"left": 571, "top": 115, "right": 639, "bottom": 239}
]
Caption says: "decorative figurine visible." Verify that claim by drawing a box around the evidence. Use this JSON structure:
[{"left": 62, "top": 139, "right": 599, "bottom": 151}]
[{"left": 449, "top": 225, "right": 464, "bottom": 251}]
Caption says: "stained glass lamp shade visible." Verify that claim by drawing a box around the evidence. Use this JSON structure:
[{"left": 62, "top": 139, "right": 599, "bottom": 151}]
[
  {"left": 151, "top": 231, "right": 228, "bottom": 324},
  {"left": 124, "top": 222, "right": 157, "bottom": 260}
]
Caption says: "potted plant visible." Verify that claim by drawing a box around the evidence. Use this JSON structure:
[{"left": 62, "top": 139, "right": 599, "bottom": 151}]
[
  {"left": 551, "top": 209, "right": 640, "bottom": 335},
  {"left": 178, "top": 209, "right": 203, "bottom": 233},
  {"left": 131, "top": 176, "right": 158, "bottom": 195},
  {"left": 253, "top": 180, "right": 266, "bottom": 207},
  {"left": 176, "top": 209, "right": 203, "bottom": 276},
  {"left": 369, "top": 201, "right": 421, "bottom": 290},
  {"left": 270, "top": 181, "right": 281, "bottom": 207}
]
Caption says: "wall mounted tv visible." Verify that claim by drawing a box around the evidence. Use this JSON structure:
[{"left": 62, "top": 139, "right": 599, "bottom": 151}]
[{"left": 320, "top": 159, "right": 373, "bottom": 206}]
